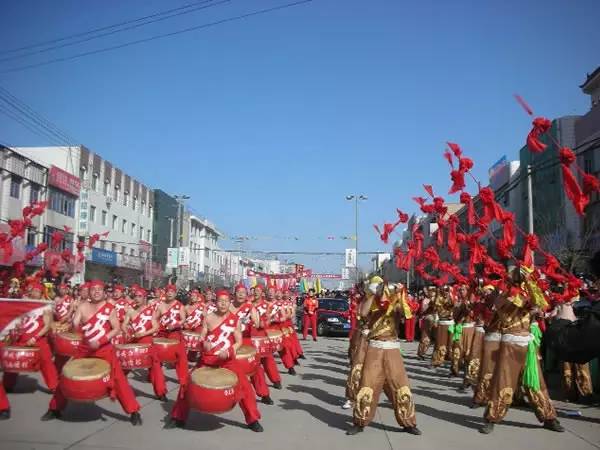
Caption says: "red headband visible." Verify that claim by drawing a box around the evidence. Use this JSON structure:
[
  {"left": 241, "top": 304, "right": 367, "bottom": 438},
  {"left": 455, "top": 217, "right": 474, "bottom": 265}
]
[
  {"left": 235, "top": 283, "right": 247, "bottom": 292},
  {"left": 28, "top": 281, "right": 44, "bottom": 292},
  {"left": 166, "top": 284, "right": 177, "bottom": 293},
  {"left": 216, "top": 289, "right": 230, "bottom": 299},
  {"left": 133, "top": 287, "right": 147, "bottom": 297},
  {"left": 88, "top": 280, "right": 105, "bottom": 289},
  {"left": 113, "top": 285, "right": 125, "bottom": 292}
]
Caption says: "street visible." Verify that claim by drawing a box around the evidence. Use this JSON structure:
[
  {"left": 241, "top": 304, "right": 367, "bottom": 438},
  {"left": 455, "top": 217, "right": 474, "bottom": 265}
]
[{"left": 0, "top": 337, "right": 598, "bottom": 450}]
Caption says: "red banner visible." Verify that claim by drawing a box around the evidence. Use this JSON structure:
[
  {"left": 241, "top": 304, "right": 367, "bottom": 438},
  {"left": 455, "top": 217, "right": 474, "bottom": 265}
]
[
  {"left": 305, "top": 273, "right": 342, "bottom": 279},
  {"left": 48, "top": 165, "right": 81, "bottom": 196},
  {"left": 0, "top": 298, "right": 51, "bottom": 340},
  {"left": 44, "top": 250, "right": 83, "bottom": 274}
]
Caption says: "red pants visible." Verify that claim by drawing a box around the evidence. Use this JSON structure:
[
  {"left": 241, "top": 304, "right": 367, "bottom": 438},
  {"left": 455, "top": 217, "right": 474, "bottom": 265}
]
[
  {"left": 303, "top": 314, "right": 317, "bottom": 340},
  {"left": 134, "top": 336, "right": 167, "bottom": 398},
  {"left": 158, "top": 331, "right": 189, "bottom": 386},
  {"left": 290, "top": 330, "right": 304, "bottom": 358},
  {"left": 3, "top": 337, "right": 59, "bottom": 392},
  {"left": 261, "top": 353, "right": 282, "bottom": 384},
  {"left": 171, "top": 357, "right": 261, "bottom": 425},
  {"left": 0, "top": 383, "right": 8, "bottom": 411},
  {"left": 349, "top": 316, "right": 357, "bottom": 340},
  {"left": 49, "top": 343, "right": 140, "bottom": 414},
  {"left": 242, "top": 338, "right": 269, "bottom": 398},
  {"left": 270, "top": 326, "right": 295, "bottom": 370},
  {"left": 404, "top": 317, "right": 416, "bottom": 342}
]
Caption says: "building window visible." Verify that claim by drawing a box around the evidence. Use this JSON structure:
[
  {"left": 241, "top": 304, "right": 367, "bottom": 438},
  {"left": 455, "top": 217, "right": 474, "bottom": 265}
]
[
  {"left": 124, "top": 192, "right": 129, "bottom": 206},
  {"left": 122, "top": 219, "right": 127, "bottom": 233},
  {"left": 147, "top": 229, "right": 151, "bottom": 242},
  {"left": 44, "top": 226, "right": 73, "bottom": 251},
  {"left": 29, "top": 184, "right": 40, "bottom": 203},
  {"left": 139, "top": 226, "right": 144, "bottom": 240},
  {"left": 114, "top": 186, "right": 120, "bottom": 202},
  {"left": 48, "top": 188, "right": 76, "bottom": 217},
  {"left": 141, "top": 201, "right": 146, "bottom": 215},
  {"left": 131, "top": 223, "right": 136, "bottom": 237},
  {"left": 89, "top": 205, "right": 96, "bottom": 222},
  {"left": 121, "top": 246, "right": 126, "bottom": 255},
  {"left": 92, "top": 174, "right": 98, "bottom": 191},
  {"left": 100, "top": 241, "right": 106, "bottom": 250},
  {"left": 112, "top": 243, "right": 117, "bottom": 252},
  {"left": 130, "top": 248, "right": 135, "bottom": 256},
  {"left": 112, "top": 214, "right": 118, "bottom": 230},
  {"left": 27, "top": 228, "right": 37, "bottom": 247},
  {"left": 79, "top": 167, "right": 87, "bottom": 181},
  {"left": 103, "top": 181, "right": 110, "bottom": 196},
  {"left": 10, "top": 175, "right": 22, "bottom": 199},
  {"left": 149, "top": 205, "right": 153, "bottom": 219},
  {"left": 101, "top": 210, "right": 107, "bottom": 226}
]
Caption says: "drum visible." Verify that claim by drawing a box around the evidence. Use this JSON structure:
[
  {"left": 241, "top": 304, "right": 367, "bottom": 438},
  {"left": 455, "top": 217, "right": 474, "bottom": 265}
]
[
  {"left": 61, "top": 358, "right": 111, "bottom": 402},
  {"left": 153, "top": 338, "right": 178, "bottom": 363},
  {"left": 49, "top": 321, "right": 70, "bottom": 337},
  {"left": 266, "top": 329, "right": 283, "bottom": 352},
  {"left": 187, "top": 367, "right": 239, "bottom": 414},
  {"left": 0, "top": 346, "right": 40, "bottom": 372},
  {"left": 115, "top": 343, "right": 152, "bottom": 370},
  {"left": 250, "top": 335, "right": 271, "bottom": 357},
  {"left": 182, "top": 331, "right": 203, "bottom": 352},
  {"left": 111, "top": 333, "right": 126, "bottom": 346},
  {"left": 53, "top": 332, "right": 83, "bottom": 357},
  {"left": 282, "top": 326, "right": 291, "bottom": 337},
  {"left": 235, "top": 345, "right": 258, "bottom": 376}
]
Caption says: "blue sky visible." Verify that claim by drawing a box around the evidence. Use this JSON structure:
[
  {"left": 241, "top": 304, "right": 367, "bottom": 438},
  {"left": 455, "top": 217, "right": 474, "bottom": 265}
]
[{"left": 1, "top": 0, "right": 598, "bottom": 273}]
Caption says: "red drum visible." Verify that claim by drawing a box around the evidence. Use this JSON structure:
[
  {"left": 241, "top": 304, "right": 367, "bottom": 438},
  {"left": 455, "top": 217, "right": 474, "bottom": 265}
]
[
  {"left": 53, "top": 332, "right": 83, "bottom": 357},
  {"left": 187, "top": 367, "right": 239, "bottom": 414},
  {"left": 182, "top": 331, "right": 203, "bottom": 352},
  {"left": 0, "top": 346, "right": 40, "bottom": 372},
  {"left": 115, "top": 343, "right": 152, "bottom": 370},
  {"left": 266, "top": 329, "right": 283, "bottom": 352},
  {"left": 251, "top": 335, "right": 271, "bottom": 357},
  {"left": 49, "top": 322, "right": 70, "bottom": 337},
  {"left": 153, "top": 338, "right": 178, "bottom": 363},
  {"left": 282, "top": 326, "right": 291, "bottom": 337},
  {"left": 61, "top": 358, "right": 111, "bottom": 402},
  {"left": 110, "top": 333, "right": 126, "bottom": 346},
  {"left": 235, "top": 345, "right": 258, "bottom": 376}
]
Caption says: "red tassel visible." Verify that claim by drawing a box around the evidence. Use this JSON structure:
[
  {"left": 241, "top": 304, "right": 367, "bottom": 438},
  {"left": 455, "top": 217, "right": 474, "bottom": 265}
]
[
  {"left": 459, "top": 157, "right": 474, "bottom": 173},
  {"left": 460, "top": 192, "right": 476, "bottom": 225},
  {"left": 559, "top": 147, "right": 576, "bottom": 165},
  {"left": 413, "top": 229, "right": 424, "bottom": 258},
  {"left": 423, "top": 184, "right": 434, "bottom": 198},
  {"left": 444, "top": 150, "right": 454, "bottom": 168},
  {"left": 582, "top": 172, "right": 600, "bottom": 195},
  {"left": 526, "top": 117, "right": 552, "bottom": 153},
  {"left": 522, "top": 233, "right": 539, "bottom": 267},
  {"left": 447, "top": 142, "right": 462, "bottom": 158},
  {"left": 561, "top": 164, "right": 589, "bottom": 215},
  {"left": 479, "top": 187, "right": 503, "bottom": 223},
  {"left": 396, "top": 209, "right": 409, "bottom": 223},
  {"left": 449, "top": 169, "right": 465, "bottom": 194},
  {"left": 514, "top": 94, "right": 534, "bottom": 116},
  {"left": 500, "top": 210, "right": 516, "bottom": 248},
  {"left": 51, "top": 231, "right": 64, "bottom": 249}
]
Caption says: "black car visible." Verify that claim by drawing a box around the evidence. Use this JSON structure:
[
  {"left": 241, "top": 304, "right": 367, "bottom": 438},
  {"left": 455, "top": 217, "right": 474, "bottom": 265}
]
[{"left": 295, "top": 297, "right": 351, "bottom": 337}]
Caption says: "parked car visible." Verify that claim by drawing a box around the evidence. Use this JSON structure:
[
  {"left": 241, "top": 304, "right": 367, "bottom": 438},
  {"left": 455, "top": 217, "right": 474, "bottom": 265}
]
[{"left": 295, "top": 297, "right": 351, "bottom": 337}]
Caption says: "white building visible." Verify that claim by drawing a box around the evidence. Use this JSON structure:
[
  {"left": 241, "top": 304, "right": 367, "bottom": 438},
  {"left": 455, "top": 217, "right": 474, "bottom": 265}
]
[
  {"left": 15, "top": 146, "right": 155, "bottom": 285},
  {"left": 189, "top": 214, "right": 223, "bottom": 284}
]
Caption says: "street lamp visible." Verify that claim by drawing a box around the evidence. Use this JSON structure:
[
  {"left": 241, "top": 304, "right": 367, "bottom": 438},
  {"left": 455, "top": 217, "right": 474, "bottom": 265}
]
[
  {"left": 173, "top": 195, "right": 190, "bottom": 285},
  {"left": 345, "top": 194, "right": 367, "bottom": 283}
]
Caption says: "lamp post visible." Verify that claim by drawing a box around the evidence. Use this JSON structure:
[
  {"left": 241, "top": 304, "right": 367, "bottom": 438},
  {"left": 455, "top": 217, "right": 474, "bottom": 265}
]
[
  {"left": 173, "top": 195, "right": 190, "bottom": 285},
  {"left": 345, "top": 194, "right": 367, "bottom": 283}
]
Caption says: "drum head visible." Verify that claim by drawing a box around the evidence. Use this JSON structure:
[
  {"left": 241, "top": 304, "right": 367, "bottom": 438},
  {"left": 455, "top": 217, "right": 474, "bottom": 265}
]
[
  {"left": 191, "top": 367, "right": 238, "bottom": 389},
  {"left": 59, "top": 332, "right": 82, "bottom": 340},
  {"left": 153, "top": 338, "right": 178, "bottom": 345},
  {"left": 115, "top": 343, "right": 150, "bottom": 350},
  {"left": 266, "top": 330, "right": 282, "bottom": 338},
  {"left": 183, "top": 331, "right": 201, "bottom": 337},
  {"left": 63, "top": 358, "right": 110, "bottom": 381},
  {"left": 3, "top": 346, "right": 39, "bottom": 352},
  {"left": 237, "top": 345, "right": 256, "bottom": 358}
]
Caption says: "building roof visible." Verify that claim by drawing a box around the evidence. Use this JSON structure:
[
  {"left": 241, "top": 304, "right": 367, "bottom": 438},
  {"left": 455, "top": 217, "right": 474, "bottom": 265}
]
[{"left": 580, "top": 66, "right": 600, "bottom": 92}]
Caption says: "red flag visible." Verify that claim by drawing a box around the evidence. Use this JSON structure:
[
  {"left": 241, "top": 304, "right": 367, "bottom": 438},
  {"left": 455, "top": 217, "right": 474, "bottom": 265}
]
[
  {"left": 0, "top": 298, "right": 51, "bottom": 340},
  {"left": 526, "top": 117, "right": 552, "bottom": 153},
  {"left": 423, "top": 184, "right": 434, "bottom": 198}
]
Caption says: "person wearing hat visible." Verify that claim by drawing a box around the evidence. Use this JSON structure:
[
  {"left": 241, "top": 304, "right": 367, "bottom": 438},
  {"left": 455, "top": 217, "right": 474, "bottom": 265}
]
[
  {"left": 3, "top": 281, "right": 59, "bottom": 396},
  {"left": 231, "top": 283, "right": 274, "bottom": 405},
  {"left": 123, "top": 286, "right": 168, "bottom": 401},
  {"left": 347, "top": 277, "right": 421, "bottom": 436},
  {"left": 166, "top": 289, "right": 263, "bottom": 432},
  {"left": 302, "top": 288, "right": 319, "bottom": 341},
  {"left": 156, "top": 284, "right": 188, "bottom": 386},
  {"left": 266, "top": 286, "right": 297, "bottom": 375},
  {"left": 479, "top": 268, "right": 563, "bottom": 434},
  {"left": 250, "top": 285, "right": 283, "bottom": 389},
  {"left": 43, "top": 280, "right": 142, "bottom": 425}
]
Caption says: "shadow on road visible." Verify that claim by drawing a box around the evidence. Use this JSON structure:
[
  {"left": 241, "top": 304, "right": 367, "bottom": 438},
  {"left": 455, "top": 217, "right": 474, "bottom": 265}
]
[
  {"left": 287, "top": 384, "right": 344, "bottom": 405},
  {"left": 412, "top": 387, "right": 473, "bottom": 408},
  {"left": 58, "top": 402, "right": 130, "bottom": 423},
  {"left": 301, "top": 372, "right": 345, "bottom": 387},
  {"left": 305, "top": 363, "right": 348, "bottom": 376}
]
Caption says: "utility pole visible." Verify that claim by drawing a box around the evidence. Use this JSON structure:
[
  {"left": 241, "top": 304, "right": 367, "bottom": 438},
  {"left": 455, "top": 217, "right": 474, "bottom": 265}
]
[
  {"left": 527, "top": 164, "right": 535, "bottom": 264},
  {"left": 346, "top": 194, "right": 367, "bottom": 283}
]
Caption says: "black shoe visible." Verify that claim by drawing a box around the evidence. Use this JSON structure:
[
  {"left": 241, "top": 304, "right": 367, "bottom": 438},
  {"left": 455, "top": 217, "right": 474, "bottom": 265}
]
[
  {"left": 313, "top": 338, "right": 317, "bottom": 342},
  {"left": 294, "top": 360, "right": 300, "bottom": 366},
  {"left": 248, "top": 421, "right": 264, "bottom": 432},
  {"left": 0, "top": 409, "right": 10, "bottom": 420},
  {"left": 272, "top": 382, "right": 282, "bottom": 390},
  {"left": 543, "top": 419, "right": 565, "bottom": 432},
  {"left": 478, "top": 422, "right": 494, "bottom": 434},
  {"left": 164, "top": 417, "right": 184, "bottom": 429},
  {"left": 404, "top": 426, "right": 422, "bottom": 435},
  {"left": 470, "top": 402, "right": 481, "bottom": 409},
  {"left": 130, "top": 412, "right": 142, "bottom": 426},
  {"left": 158, "top": 395, "right": 168, "bottom": 402},
  {"left": 261, "top": 396, "right": 274, "bottom": 405},
  {"left": 346, "top": 425, "right": 364, "bottom": 436},
  {"left": 299, "top": 354, "right": 306, "bottom": 360},
  {"left": 41, "top": 410, "right": 61, "bottom": 421},
  {"left": 457, "top": 384, "right": 468, "bottom": 393},
  {"left": 288, "top": 368, "right": 296, "bottom": 376}
]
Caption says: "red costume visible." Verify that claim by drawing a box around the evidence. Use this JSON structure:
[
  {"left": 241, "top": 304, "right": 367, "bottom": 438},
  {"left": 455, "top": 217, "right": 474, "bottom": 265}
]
[
  {"left": 158, "top": 299, "right": 189, "bottom": 385},
  {"left": 3, "top": 305, "right": 58, "bottom": 393},
  {"left": 48, "top": 301, "right": 140, "bottom": 415},
  {"left": 170, "top": 312, "right": 261, "bottom": 426},
  {"left": 253, "top": 297, "right": 282, "bottom": 385},
  {"left": 283, "top": 294, "right": 304, "bottom": 358},
  {"left": 0, "top": 383, "right": 8, "bottom": 413},
  {"left": 268, "top": 299, "right": 296, "bottom": 369},
  {"left": 53, "top": 295, "right": 75, "bottom": 323},
  {"left": 404, "top": 296, "right": 419, "bottom": 342},
  {"left": 127, "top": 303, "right": 167, "bottom": 398},
  {"left": 302, "top": 296, "right": 319, "bottom": 340},
  {"left": 184, "top": 303, "right": 205, "bottom": 331}
]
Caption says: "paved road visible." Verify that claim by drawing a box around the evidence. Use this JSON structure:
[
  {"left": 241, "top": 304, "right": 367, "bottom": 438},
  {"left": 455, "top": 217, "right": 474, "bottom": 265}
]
[{"left": 0, "top": 338, "right": 598, "bottom": 450}]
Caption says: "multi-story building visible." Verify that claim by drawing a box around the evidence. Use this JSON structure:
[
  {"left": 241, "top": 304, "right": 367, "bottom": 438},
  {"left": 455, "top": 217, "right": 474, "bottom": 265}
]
[
  {"left": 14, "top": 146, "right": 155, "bottom": 285},
  {"left": 576, "top": 67, "right": 600, "bottom": 252},
  {"left": 189, "top": 214, "right": 223, "bottom": 284}
]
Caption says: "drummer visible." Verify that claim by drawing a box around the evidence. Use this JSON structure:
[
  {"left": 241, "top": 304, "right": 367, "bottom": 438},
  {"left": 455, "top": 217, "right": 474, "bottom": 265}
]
[
  {"left": 231, "top": 283, "right": 274, "bottom": 405},
  {"left": 3, "top": 281, "right": 58, "bottom": 394},
  {"left": 251, "top": 285, "right": 282, "bottom": 390},
  {"left": 53, "top": 283, "right": 77, "bottom": 329},
  {"left": 283, "top": 289, "right": 305, "bottom": 360},
  {"left": 77, "top": 282, "right": 90, "bottom": 303},
  {"left": 266, "top": 287, "right": 297, "bottom": 375},
  {"left": 42, "top": 279, "right": 142, "bottom": 426},
  {"left": 184, "top": 289, "right": 206, "bottom": 331},
  {"left": 122, "top": 286, "right": 168, "bottom": 401},
  {"left": 156, "top": 284, "right": 188, "bottom": 386},
  {"left": 166, "top": 289, "right": 263, "bottom": 432}
]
